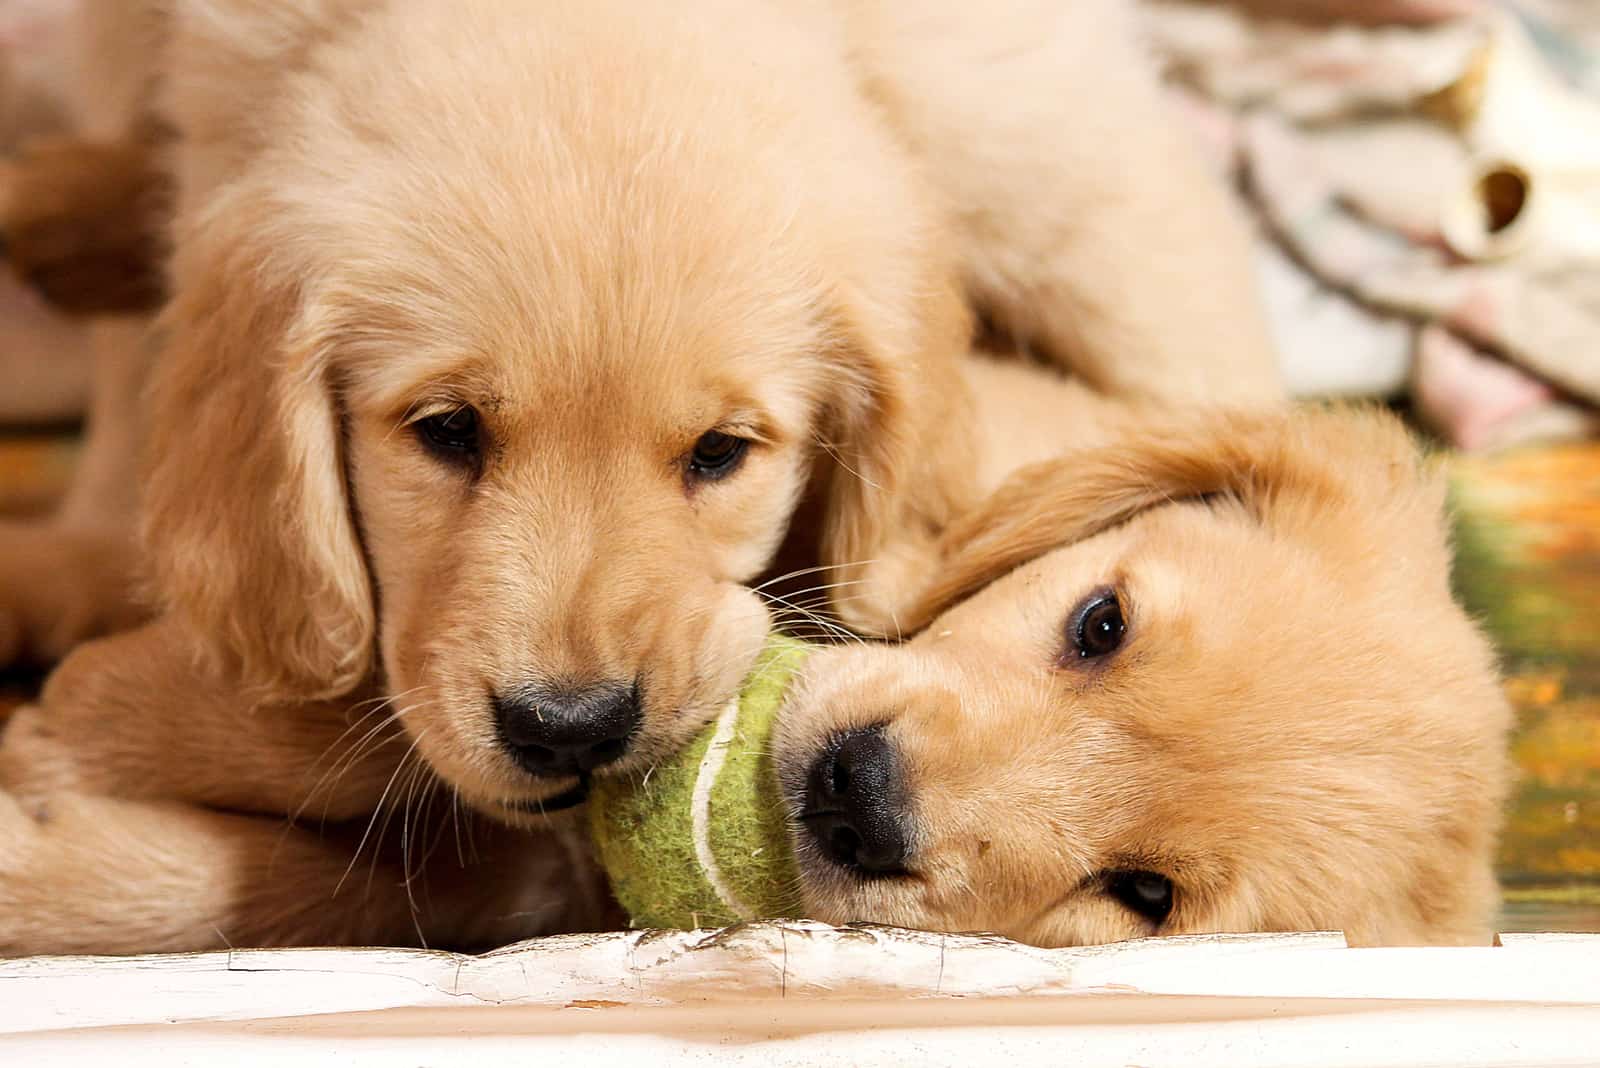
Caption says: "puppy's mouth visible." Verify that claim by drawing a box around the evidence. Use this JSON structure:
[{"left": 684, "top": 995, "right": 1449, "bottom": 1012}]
[{"left": 490, "top": 775, "right": 592, "bottom": 816}]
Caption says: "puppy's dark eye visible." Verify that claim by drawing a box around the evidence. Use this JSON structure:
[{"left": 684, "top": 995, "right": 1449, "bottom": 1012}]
[
  {"left": 687, "top": 429, "right": 749, "bottom": 481},
  {"left": 415, "top": 406, "right": 480, "bottom": 462},
  {"left": 1067, "top": 587, "right": 1125, "bottom": 660},
  {"left": 1106, "top": 870, "right": 1174, "bottom": 924}
]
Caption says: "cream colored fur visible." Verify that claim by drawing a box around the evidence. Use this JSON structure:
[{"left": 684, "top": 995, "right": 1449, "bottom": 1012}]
[
  {"left": 1, "top": 0, "right": 1292, "bottom": 954},
  {"left": 774, "top": 385, "right": 1512, "bottom": 948}
]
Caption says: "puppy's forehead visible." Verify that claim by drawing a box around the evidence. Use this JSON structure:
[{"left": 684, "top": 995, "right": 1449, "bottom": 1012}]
[
  {"left": 926, "top": 517, "right": 1152, "bottom": 639},
  {"left": 930, "top": 504, "right": 1305, "bottom": 655},
  {"left": 283, "top": 103, "right": 841, "bottom": 430},
  {"left": 331, "top": 259, "right": 830, "bottom": 441}
]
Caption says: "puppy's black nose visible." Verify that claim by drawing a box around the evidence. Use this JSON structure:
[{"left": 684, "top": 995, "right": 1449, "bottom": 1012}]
[
  {"left": 801, "top": 726, "right": 911, "bottom": 876},
  {"left": 495, "top": 682, "right": 641, "bottom": 777}
]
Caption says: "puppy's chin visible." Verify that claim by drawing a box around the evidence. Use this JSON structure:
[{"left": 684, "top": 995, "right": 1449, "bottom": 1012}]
[{"left": 785, "top": 829, "right": 949, "bottom": 931}]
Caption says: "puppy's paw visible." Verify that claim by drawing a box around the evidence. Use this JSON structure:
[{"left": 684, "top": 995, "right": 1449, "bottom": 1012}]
[
  {"left": 0, "top": 787, "right": 80, "bottom": 956},
  {"left": 0, "top": 521, "right": 147, "bottom": 667},
  {"left": 0, "top": 785, "right": 43, "bottom": 872}
]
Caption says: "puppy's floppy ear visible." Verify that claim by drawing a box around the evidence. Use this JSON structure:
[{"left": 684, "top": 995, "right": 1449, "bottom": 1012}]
[
  {"left": 905, "top": 405, "right": 1436, "bottom": 631},
  {"left": 140, "top": 228, "right": 373, "bottom": 699},
  {"left": 817, "top": 277, "right": 981, "bottom": 636}
]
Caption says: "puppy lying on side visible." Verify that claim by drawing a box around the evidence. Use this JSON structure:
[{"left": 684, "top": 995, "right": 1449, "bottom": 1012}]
[{"left": 772, "top": 369, "right": 1513, "bottom": 947}]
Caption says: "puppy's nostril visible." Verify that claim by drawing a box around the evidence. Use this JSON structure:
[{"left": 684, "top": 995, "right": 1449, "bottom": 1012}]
[
  {"left": 589, "top": 738, "right": 626, "bottom": 765},
  {"left": 827, "top": 824, "right": 862, "bottom": 863},
  {"left": 829, "top": 758, "right": 851, "bottom": 798}
]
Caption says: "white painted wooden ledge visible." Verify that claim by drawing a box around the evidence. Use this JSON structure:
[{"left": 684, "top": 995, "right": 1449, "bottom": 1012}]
[{"left": 2, "top": 922, "right": 1598, "bottom": 1067}]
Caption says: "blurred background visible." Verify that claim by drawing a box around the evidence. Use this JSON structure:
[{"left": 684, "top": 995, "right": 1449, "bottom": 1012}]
[{"left": 2, "top": 0, "right": 1597, "bottom": 932}]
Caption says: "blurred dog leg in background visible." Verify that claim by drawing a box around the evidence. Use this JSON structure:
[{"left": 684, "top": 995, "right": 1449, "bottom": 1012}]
[
  {"left": 1, "top": 0, "right": 88, "bottom": 426},
  {"left": 0, "top": 0, "right": 165, "bottom": 664}
]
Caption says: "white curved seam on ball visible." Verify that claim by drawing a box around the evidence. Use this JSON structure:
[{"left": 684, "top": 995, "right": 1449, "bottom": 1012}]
[{"left": 690, "top": 694, "right": 753, "bottom": 920}]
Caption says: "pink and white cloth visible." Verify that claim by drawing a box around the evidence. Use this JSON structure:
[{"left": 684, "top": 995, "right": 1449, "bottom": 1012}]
[{"left": 1145, "top": 0, "right": 1600, "bottom": 449}]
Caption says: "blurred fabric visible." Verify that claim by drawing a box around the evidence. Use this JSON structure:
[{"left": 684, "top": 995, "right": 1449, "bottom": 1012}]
[{"left": 1145, "top": 0, "right": 1600, "bottom": 450}]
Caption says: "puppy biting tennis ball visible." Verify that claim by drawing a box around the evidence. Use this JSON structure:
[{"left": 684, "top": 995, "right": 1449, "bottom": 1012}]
[{"left": 588, "top": 634, "right": 811, "bottom": 929}]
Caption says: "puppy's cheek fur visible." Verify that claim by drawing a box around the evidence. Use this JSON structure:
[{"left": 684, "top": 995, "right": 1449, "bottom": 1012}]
[
  {"left": 693, "top": 447, "right": 811, "bottom": 583},
  {"left": 343, "top": 457, "right": 525, "bottom": 806}
]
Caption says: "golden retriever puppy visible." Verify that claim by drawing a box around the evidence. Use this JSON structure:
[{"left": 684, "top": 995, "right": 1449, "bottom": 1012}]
[
  {"left": 1, "top": 0, "right": 1286, "bottom": 953},
  {"left": 773, "top": 400, "right": 1513, "bottom": 947},
  {"left": 29, "top": 0, "right": 1277, "bottom": 793},
  {"left": 0, "top": 0, "right": 1279, "bottom": 669}
]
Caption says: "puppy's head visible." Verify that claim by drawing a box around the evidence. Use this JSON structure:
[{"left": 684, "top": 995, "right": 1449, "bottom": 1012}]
[
  {"left": 140, "top": 2, "right": 973, "bottom": 819},
  {"left": 774, "top": 408, "right": 1512, "bottom": 946}
]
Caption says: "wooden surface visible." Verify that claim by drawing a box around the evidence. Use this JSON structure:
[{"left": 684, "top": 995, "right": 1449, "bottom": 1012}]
[{"left": 1, "top": 924, "right": 1598, "bottom": 1065}]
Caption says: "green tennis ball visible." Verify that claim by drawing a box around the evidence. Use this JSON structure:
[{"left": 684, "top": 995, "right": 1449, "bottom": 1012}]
[{"left": 588, "top": 634, "right": 812, "bottom": 929}]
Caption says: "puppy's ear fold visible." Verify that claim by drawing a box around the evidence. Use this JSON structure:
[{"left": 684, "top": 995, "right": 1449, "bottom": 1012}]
[
  {"left": 818, "top": 279, "right": 981, "bottom": 636},
  {"left": 904, "top": 409, "right": 1289, "bottom": 630},
  {"left": 141, "top": 242, "right": 373, "bottom": 700},
  {"left": 1238, "top": 404, "right": 1455, "bottom": 595},
  {"left": 905, "top": 405, "right": 1441, "bottom": 631}
]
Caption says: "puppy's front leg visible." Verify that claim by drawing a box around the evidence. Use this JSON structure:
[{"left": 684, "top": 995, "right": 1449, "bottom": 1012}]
[
  {"left": 0, "top": 791, "right": 422, "bottom": 954},
  {"left": 856, "top": 0, "right": 1282, "bottom": 405},
  {"left": 0, "top": 317, "right": 154, "bottom": 666},
  {"left": 0, "top": 618, "right": 399, "bottom": 821},
  {"left": 0, "top": 791, "right": 609, "bottom": 955},
  {"left": 0, "top": 615, "right": 618, "bottom": 955}
]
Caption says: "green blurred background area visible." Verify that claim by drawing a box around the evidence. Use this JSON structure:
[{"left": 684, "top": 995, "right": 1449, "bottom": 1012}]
[{"left": 1452, "top": 441, "right": 1600, "bottom": 932}]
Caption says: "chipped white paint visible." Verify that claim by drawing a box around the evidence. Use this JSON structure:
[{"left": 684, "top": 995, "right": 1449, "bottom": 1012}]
[{"left": 1, "top": 923, "right": 1597, "bottom": 1066}]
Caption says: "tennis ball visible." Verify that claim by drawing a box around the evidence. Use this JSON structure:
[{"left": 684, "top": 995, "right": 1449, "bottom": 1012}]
[{"left": 588, "top": 634, "right": 812, "bottom": 929}]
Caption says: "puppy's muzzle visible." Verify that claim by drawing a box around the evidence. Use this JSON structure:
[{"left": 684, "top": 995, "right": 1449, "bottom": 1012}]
[
  {"left": 800, "top": 726, "right": 911, "bottom": 876},
  {"left": 494, "top": 681, "right": 641, "bottom": 778}
]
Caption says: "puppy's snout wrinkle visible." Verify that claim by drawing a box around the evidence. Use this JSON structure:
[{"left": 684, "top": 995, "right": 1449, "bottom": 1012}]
[
  {"left": 494, "top": 681, "right": 641, "bottom": 778},
  {"left": 802, "top": 726, "right": 911, "bottom": 876}
]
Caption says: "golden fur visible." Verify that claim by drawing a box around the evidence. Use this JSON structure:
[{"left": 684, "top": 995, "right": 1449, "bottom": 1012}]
[
  {"left": 0, "top": 0, "right": 1280, "bottom": 670},
  {"left": 0, "top": 0, "right": 168, "bottom": 664},
  {"left": 773, "top": 385, "right": 1513, "bottom": 947},
  {"left": 0, "top": 355, "right": 1509, "bottom": 953},
  {"left": 0, "top": 0, "right": 1299, "bottom": 954}
]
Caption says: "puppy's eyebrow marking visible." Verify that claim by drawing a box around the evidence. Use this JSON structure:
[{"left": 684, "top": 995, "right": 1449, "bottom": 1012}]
[{"left": 714, "top": 408, "right": 775, "bottom": 444}]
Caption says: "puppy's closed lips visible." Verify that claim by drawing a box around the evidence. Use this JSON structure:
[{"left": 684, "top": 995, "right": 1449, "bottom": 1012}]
[{"left": 499, "top": 778, "right": 591, "bottom": 815}]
